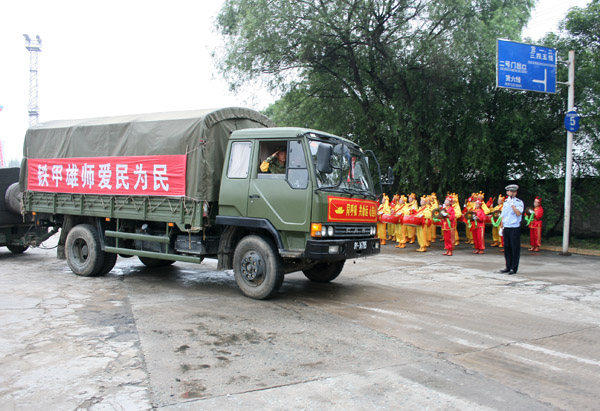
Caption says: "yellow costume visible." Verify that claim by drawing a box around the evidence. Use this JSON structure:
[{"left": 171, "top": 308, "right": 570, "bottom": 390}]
[
  {"left": 388, "top": 194, "right": 400, "bottom": 241},
  {"left": 451, "top": 193, "right": 462, "bottom": 246},
  {"left": 394, "top": 195, "right": 408, "bottom": 248},
  {"left": 415, "top": 196, "right": 432, "bottom": 252},
  {"left": 428, "top": 192, "right": 439, "bottom": 243},
  {"left": 406, "top": 193, "right": 418, "bottom": 244},
  {"left": 377, "top": 194, "right": 390, "bottom": 245},
  {"left": 464, "top": 193, "right": 476, "bottom": 245},
  {"left": 490, "top": 195, "right": 504, "bottom": 246}
]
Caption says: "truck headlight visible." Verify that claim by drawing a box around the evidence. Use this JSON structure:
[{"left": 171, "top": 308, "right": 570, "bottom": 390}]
[{"left": 327, "top": 226, "right": 334, "bottom": 237}]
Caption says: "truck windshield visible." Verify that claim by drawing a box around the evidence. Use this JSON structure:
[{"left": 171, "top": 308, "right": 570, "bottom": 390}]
[{"left": 308, "top": 138, "right": 375, "bottom": 196}]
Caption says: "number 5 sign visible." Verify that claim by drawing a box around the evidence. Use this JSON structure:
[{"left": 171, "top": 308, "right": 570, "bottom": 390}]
[{"left": 564, "top": 111, "right": 580, "bottom": 133}]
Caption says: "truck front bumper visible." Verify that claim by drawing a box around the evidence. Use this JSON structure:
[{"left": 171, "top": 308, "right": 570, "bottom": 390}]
[{"left": 304, "top": 237, "right": 380, "bottom": 261}]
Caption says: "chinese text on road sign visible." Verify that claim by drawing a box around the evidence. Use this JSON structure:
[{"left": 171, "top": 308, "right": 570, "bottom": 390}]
[{"left": 497, "top": 39, "right": 557, "bottom": 93}]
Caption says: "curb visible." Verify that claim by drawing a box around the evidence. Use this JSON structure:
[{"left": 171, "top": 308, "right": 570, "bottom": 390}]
[{"left": 522, "top": 244, "right": 600, "bottom": 257}]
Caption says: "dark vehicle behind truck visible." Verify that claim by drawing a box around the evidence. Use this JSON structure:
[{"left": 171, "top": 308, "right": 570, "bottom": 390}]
[{"left": 1, "top": 167, "right": 49, "bottom": 253}]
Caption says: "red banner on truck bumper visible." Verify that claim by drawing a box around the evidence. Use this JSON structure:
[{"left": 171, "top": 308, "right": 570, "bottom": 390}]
[
  {"left": 327, "top": 196, "right": 378, "bottom": 223},
  {"left": 28, "top": 155, "right": 187, "bottom": 197}
]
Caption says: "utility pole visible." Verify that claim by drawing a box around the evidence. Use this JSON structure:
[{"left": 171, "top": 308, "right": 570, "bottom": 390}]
[
  {"left": 560, "top": 50, "right": 575, "bottom": 256},
  {"left": 23, "top": 34, "right": 42, "bottom": 127}
]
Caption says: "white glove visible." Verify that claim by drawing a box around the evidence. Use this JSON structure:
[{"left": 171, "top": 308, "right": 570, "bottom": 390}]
[
  {"left": 473, "top": 215, "right": 478, "bottom": 220},
  {"left": 499, "top": 228, "right": 503, "bottom": 236},
  {"left": 441, "top": 211, "right": 448, "bottom": 217},
  {"left": 529, "top": 209, "right": 535, "bottom": 214}
]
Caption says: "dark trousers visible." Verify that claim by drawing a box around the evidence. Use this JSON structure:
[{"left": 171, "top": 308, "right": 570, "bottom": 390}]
[{"left": 503, "top": 227, "right": 521, "bottom": 272}]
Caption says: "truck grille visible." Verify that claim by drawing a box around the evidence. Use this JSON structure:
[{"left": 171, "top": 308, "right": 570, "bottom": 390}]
[{"left": 333, "top": 225, "right": 374, "bottom": 238}]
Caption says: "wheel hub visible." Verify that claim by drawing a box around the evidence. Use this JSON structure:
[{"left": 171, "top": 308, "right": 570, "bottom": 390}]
[{"left": 240, "top": 251, "right": 264, "bottom": 284}]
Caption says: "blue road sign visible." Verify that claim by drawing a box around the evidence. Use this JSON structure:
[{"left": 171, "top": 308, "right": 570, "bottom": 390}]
[
  {"left": 564, "top": 111, "right": 580, "bottom": 132},
  {"left": 497, "top": 39, "right": 557, "bottom": 93}
]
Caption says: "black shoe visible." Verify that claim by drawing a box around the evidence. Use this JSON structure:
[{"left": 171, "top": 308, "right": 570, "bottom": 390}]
[
  {"left": 499, "top": 268, "right": 510, "bottom": 273},
  {"left": 508, "top": 270, "right": 516, "bottom": 275}
]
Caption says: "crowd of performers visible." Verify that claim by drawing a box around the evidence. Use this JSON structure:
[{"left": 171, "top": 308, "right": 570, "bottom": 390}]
[{"left": 376, "top": 192, "right": 544, "bottom": 256}]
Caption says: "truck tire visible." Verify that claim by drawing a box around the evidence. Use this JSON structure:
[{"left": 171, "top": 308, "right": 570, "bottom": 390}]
[
  {"left": 138, "top": 256, "right": 175, "bottom": 267},
  {"left": 303, "top": 260, "right": 345, "bottom": 283},
  {"left": 233, "top": 235, "right": 283, "bottom": 300},
  {"left": 7, "top": 245, "right": 28, "bottom": 254},
  {"left": 98, "top": 252, "right": 118, "bottom": 275},
  {"left": 65, "top": 224, "right": 105, "bottom": 277}
]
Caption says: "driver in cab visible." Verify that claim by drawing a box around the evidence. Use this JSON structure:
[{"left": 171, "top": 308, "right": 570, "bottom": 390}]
[{"left": 260, "top": 145, "right": 287, "bottom": 174}]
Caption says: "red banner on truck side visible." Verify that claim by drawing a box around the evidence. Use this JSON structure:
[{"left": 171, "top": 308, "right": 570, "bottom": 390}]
[
  {"left": 327, "top": 196, "right": 378, "bottom": 223},
  {"left": 28, "top": 155, "right": 187, "bottom": 197}
]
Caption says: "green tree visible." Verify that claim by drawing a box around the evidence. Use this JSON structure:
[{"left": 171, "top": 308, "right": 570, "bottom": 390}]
[{"left": 215, "top": 0, "right": 541, "bottom": 195}]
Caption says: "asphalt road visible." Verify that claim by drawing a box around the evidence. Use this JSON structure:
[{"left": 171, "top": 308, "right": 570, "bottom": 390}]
[{"left": 1, "top": 237, "right": 599, "bottom": 410}]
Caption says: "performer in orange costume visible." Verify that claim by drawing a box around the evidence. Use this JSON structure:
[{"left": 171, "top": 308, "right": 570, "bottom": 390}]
[
  {"left": 441, "top": 195, "right": 457, "bottom": 256},
  {"left": 470, "top": 199, "right": 486, "bottom": 254},
  {"left": 528, "top": 196, "right": 544, "bottom": 252}
]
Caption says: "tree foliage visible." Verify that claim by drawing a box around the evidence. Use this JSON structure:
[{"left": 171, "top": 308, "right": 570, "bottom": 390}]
[{"left": 215, "top": 0, "right": 600, "bottom": 236}]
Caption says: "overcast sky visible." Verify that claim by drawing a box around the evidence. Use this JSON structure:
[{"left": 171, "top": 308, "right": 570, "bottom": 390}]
[{"left": 0, "top": 0, "right": 591, "bottom": 164}]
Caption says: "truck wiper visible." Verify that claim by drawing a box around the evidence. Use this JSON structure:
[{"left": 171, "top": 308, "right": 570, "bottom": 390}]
[
  {"left": 315, "top": 186, "right": 375, "bottom": 200},
  {"left": 346, "top": 187, "right": 378, "bottom": 200},
  {"left": 314, "top": 186, "right": 343, "bottom": 193}
]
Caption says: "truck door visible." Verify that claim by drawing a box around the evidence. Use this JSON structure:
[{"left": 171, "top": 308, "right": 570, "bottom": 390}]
[
  {"left": 248, "top": 140, "right": 311, "bottom": 230},
  {"left": 219, "top": 141, "right": 253, "bottom": 217}
]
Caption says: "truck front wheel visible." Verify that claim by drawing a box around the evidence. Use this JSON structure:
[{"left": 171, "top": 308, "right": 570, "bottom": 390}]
[
  {"left": 233, "top": 235, "right": 283, "bottom": 300},
  {"left": 65, "top": 224, "right": 105, "bottom": 277},
  {"left": 303, "top": 260, "right": 345, "bottom": 283}
]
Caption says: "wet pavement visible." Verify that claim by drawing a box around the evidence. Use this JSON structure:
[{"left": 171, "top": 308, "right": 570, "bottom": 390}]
[{"left": 1, "top": 236, "right": 599, "bottom": 410}]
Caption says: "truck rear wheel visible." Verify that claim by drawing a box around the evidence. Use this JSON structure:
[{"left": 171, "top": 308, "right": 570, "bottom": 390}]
[
  {"left": 65, "top": 224, "right": 105, "bottom": 277},
  {"left": 138, "top": 256, "right": 175, "bottom": 267},
  {"left": 98, "top": 252, "right": 118, "bottom": 275},
  {"left": 233, "top": 235, "right": 283, "bottom": 300},
  {"left": 302, "top": 260, "right": 345, "bottom": 283},
  {"left": 7, "top": 245, "right": 28, "bottom": 254}
]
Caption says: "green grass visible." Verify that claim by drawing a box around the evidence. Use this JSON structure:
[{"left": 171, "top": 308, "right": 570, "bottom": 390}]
[{"left": 543, "top": 235, "right": 600, "bottom": 250}]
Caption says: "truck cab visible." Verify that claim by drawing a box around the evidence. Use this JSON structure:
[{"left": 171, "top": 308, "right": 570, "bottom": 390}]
[{"left": 217, "top": 128, "right": 380, "bottom": 298}]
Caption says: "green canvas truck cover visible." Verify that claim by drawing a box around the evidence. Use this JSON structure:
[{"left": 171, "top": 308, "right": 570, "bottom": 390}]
[{"left": 21, "top": 107, "right": 275, "bottom": 201}]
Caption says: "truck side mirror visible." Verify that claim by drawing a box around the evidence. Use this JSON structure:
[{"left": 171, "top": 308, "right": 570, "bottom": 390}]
[{"left": 316, "top": 144, "right": 332, "bottom": 173}]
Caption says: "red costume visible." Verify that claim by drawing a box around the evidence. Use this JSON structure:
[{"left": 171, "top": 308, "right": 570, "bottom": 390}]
[
  {"left": 441, "top": 198, "right": 456, "bottom": 256},
  {"left": 528, "top": 197, "right": 544, "bottom": 252},
  {"left": 470, "top": 206, "right": 486, "bottom": 254}
]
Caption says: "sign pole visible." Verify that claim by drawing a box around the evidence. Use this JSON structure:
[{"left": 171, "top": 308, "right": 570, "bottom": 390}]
[{"left": 561, "top": 50, "right": 575, "bottom": 256}]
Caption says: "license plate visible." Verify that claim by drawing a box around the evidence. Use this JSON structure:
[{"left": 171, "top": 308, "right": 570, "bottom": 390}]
[{"left": 354, "top": 241, "right": 367, "bottom": 250}]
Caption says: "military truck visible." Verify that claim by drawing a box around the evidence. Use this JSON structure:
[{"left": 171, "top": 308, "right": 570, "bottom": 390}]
[
  {"left": 1, "top": 167, "right": 51, "bottom": 253},
  {"left": 20, "top": 107, "right": 381, "bottom": 299}
]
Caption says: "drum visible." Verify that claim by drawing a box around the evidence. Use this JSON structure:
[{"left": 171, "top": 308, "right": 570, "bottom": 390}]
[
  {"left": 381, "top": 214, "right": 399, "bottom": 224},
  {"left": 392, "top": 214, "right": 404, "bottom": 224},
  {"left": 402, "top": 214, "right": 424, "bottom": 226}
]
